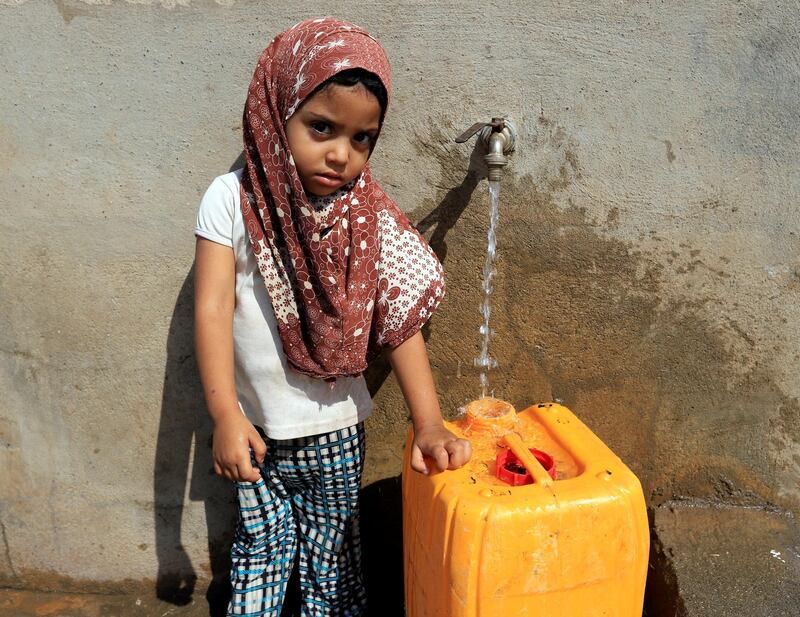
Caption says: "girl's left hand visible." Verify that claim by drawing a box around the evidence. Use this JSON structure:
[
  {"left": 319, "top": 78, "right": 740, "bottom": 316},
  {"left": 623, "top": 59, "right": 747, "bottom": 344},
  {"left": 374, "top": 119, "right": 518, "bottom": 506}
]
[{"left": 411, "top": 423, "right": 472, "bottom": 474}]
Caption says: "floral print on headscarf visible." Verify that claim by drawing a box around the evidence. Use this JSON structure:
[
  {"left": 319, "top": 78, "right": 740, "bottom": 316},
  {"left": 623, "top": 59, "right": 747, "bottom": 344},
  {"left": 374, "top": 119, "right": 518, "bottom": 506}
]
[{"left": 240, "top": 17, "right": 445, "bottom": 380}]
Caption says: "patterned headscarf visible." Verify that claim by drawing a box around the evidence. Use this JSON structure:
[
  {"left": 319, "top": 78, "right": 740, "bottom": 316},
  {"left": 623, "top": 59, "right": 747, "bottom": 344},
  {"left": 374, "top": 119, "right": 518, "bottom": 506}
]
[{"left": 240, "top": 17, "right": 445, "bottom": 380}]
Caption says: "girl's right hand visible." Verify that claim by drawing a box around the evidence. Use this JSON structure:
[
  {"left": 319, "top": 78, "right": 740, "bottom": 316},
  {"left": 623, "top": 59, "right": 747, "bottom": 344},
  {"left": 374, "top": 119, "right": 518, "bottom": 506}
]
[{"left": 211, "top": 413, "right": 267, "bottom": 483}]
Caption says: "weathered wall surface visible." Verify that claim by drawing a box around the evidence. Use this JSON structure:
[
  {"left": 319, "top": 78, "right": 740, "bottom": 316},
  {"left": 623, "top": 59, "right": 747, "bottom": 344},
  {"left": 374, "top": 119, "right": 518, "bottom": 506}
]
[{"left": 1, "top": 0, "right": 797, "bottom": 600}]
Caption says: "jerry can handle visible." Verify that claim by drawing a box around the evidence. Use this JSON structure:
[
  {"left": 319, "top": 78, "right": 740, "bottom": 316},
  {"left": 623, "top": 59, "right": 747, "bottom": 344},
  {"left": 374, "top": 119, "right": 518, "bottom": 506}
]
[{"left": 501, "top": 433, "right": 554, "bottom": 488}]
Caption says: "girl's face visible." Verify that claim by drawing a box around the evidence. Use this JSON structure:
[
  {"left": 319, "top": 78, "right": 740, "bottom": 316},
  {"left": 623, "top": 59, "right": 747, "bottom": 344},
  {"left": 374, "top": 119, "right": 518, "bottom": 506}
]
[{"left": 285, "top": 83, "right": 382, "bottom": 197}]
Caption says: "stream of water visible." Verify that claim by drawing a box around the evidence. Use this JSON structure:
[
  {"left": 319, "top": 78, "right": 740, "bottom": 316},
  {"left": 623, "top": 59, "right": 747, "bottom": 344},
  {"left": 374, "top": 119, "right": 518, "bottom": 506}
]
[{"left": 474, "top": 180, "right": 501, "bottom": 398}]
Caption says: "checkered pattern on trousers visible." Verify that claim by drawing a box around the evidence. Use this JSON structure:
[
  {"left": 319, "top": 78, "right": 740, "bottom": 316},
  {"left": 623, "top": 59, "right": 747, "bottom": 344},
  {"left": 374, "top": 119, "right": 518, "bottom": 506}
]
[{"left": 227, "top": 423, "right": 367, "bottom": 617}]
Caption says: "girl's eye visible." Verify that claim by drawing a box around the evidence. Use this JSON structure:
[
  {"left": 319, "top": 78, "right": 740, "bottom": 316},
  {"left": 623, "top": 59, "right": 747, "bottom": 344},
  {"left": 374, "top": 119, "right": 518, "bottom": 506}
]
[
  {"left": 310, "top": 121, "right": 331, "bottom": 135},
  {"left": 354, "top": 132, "right": 374, "bottom": 146}
]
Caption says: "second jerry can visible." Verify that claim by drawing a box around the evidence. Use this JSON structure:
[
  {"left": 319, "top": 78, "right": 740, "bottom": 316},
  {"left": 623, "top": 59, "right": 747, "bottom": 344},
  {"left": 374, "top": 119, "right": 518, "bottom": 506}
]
[{"left": 402, "top": 399, "right": 649, "bottom": 616}]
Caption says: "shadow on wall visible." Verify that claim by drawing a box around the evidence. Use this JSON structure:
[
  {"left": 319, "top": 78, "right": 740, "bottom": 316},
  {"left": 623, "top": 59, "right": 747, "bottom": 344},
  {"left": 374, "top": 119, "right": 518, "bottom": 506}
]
[
  {"left": 153, "top": 267, "right": 237, "bottom": 616},
  {"left": 361, "top": 139, "right": 485, "bottom": 399},
  {"left": 154, "top": 154, "right": 247, "bottom": 614},
  {"left": 413, "top": 137, "right": 485, "bottom": 263}
]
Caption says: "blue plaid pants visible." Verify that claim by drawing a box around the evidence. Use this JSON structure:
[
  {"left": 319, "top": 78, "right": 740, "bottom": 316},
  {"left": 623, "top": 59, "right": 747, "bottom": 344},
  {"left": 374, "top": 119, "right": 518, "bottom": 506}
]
[{"left": 227, "top": 423, "right": 367, "bottom": 616}]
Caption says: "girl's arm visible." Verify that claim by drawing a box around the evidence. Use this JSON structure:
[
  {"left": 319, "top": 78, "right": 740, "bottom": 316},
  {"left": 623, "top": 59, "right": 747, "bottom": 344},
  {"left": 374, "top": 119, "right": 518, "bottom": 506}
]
[
  {"left": 386, "top": 331, "right": 472, "bottom": 474},
  {"left": 194, "top": 237, "right": 266, "bottom": 482}
]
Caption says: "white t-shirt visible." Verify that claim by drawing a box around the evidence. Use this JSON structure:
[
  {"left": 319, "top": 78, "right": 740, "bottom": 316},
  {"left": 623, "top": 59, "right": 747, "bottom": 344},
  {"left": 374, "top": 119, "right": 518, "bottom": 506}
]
[{"left": 194, "top": 169, "right": 373, "bottom": 439}]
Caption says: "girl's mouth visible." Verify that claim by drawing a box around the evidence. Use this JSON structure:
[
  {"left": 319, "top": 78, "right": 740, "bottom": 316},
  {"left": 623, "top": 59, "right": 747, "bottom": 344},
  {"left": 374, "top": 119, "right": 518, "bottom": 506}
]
[{"left": 314, "top": 173, "right": 343, "bottom": 187}]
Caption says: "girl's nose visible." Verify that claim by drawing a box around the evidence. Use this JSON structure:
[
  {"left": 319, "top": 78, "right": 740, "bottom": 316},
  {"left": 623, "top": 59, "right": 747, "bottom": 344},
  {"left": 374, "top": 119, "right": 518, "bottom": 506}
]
[{"left": 326, "top": 139, "right": 349, "bottom": 167}]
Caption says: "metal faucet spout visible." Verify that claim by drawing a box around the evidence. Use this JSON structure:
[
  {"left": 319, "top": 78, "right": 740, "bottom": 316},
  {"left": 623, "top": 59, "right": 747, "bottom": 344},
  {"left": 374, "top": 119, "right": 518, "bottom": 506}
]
[
  {"left": 485, "top": 131, "right": 509, "bottom": 182},
  {"left": 455, "top": 116, "right": 517, "bottom": 182}
]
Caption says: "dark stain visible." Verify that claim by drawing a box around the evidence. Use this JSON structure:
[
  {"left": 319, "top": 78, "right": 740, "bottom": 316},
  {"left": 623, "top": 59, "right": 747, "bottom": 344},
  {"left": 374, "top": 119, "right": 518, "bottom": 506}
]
[
  {"left": 564, "top": 147, "right": 581, "bottom": 178},
  {"left": 675, "top": 259, "right": 731, "bottom": 278},
  {"left": 644, "top": 507, "right": 687, "bottom": 617},
  {"left": 663, "top": 139, "right": 676, "bottom": 163},
  {"left": 605, "top": 206, "right": 620, "bottom": 230},
  {"left": 52, "top": 0, "right": 96, "bottom": 24},
  {"left": 0, "top": 566, "right": 155, "bottom": 595},
  {"left": 770, "top": 396, "right": 800, "bottom": 468},
  {"left": 537, "top": 114, "right": 583, "bottom": 192},
  {"left": 722, "top": 316, "right": 756, "bottom": 348},
  {"left": 0, "top": 583, "right": 229, "bottom": 616}
]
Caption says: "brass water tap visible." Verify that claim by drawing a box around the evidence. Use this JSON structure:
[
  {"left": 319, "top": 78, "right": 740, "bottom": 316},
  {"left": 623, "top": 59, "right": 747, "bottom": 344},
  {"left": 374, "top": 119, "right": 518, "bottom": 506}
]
[{"left": 455, "top": 117, "right": 517, "bottom": 181}]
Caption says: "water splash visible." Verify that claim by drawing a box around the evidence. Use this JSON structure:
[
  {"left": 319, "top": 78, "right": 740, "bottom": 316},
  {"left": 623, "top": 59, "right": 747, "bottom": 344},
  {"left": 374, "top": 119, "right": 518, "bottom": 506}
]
[{"left": 474, "top": 180, "right": 501, "bottom": 397}]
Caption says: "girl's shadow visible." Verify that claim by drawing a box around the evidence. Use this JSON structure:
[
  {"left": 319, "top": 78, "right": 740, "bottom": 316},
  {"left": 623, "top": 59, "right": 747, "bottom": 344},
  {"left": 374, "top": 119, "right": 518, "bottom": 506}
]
[
  {"left": 153, "top": 266, "right": 236, "bottom": 616},
  {"left": 361, "top": 141, "right": 484, "bottom": 395},
  {"left": 154, "top": 155, "right": 247, "bottom": 615}
]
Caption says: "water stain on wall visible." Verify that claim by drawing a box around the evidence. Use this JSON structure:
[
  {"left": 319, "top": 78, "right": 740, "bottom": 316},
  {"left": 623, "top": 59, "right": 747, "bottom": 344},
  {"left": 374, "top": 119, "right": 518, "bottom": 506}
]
[
  {"left": 366, "top": 116, "right": 799, "bottom": 519},
  {"left": 52, "top": 0, "right": 97, "bottom": 24}
]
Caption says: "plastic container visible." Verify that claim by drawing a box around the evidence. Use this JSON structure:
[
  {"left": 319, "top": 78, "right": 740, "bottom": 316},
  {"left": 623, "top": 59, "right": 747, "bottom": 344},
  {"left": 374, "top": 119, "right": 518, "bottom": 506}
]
[{"left": 402, "top": 400, "right": 649, "bottom": 616}]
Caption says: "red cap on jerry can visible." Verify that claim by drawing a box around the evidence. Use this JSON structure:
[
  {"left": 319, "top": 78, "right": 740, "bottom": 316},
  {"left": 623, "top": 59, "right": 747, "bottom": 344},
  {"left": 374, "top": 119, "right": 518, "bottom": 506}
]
[{"left": 496, "top": 447, "right": 556, "bottom": 485}]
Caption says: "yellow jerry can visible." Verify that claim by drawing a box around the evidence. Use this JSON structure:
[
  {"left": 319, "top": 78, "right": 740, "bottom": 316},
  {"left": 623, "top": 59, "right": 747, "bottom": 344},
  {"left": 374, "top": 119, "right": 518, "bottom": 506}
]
[{"left": 402, "top": 399, "right": 649, "bottom": 616}]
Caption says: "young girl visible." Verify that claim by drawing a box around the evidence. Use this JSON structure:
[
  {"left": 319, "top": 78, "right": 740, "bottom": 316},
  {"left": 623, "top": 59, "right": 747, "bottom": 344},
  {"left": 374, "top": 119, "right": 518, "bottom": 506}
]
[{"left": 194, "top": 17, "right": 471, "bottom": 616}]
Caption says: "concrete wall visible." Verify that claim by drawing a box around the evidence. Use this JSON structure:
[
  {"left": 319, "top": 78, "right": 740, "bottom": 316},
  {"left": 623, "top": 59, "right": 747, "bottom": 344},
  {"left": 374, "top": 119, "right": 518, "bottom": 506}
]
[{"left": 1, "top": 0, "right": 797, "bottom": 601}]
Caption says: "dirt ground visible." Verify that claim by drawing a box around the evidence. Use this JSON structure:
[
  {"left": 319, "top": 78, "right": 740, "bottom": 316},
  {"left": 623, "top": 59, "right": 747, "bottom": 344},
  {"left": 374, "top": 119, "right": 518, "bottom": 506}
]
[{"left": 0, "top": 589, "right": 210, "bottom": 617}]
